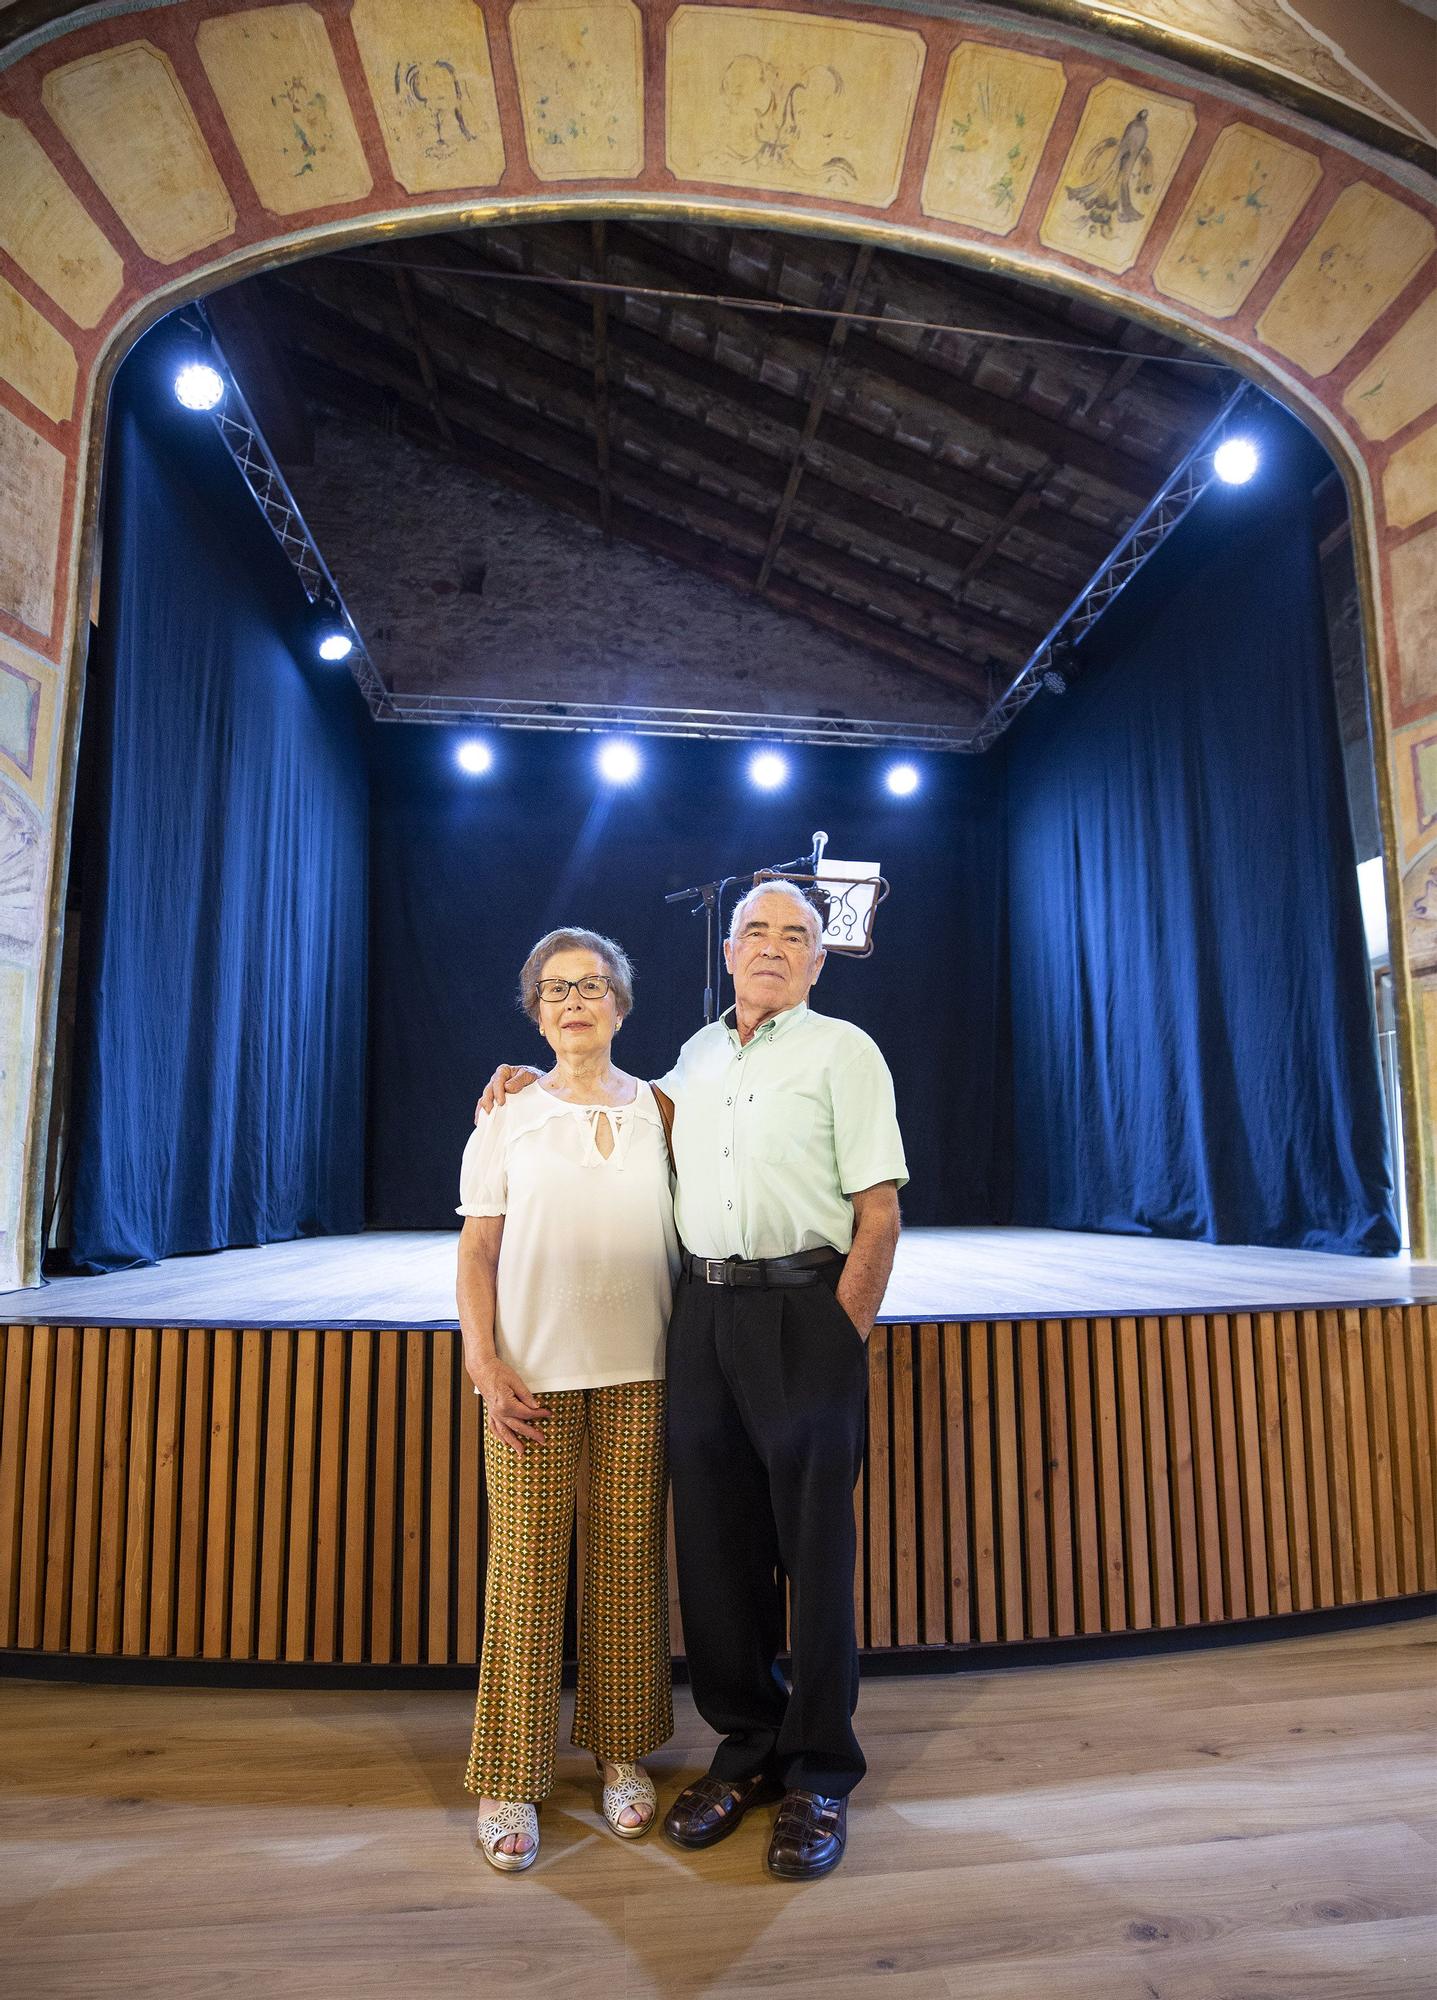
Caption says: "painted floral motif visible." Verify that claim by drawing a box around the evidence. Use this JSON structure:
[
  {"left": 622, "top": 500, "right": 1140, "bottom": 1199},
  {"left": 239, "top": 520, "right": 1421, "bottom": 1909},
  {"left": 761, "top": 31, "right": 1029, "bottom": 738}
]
[
  {"left": 921, "top": 44, "right": 1066, "bottom": 236},
  {"left": 510, "top": 0, "right": 644, "bottom": 181},
  {"left": 714, "top": 56, "right": 856, "bottom": 190}
]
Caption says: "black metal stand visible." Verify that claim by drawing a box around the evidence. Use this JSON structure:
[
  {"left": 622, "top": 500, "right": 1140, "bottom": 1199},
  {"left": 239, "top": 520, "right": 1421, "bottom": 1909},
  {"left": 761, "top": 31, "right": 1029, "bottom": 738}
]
[{"left": 665, "top": 832, "right": 831, "bottom": 1026}]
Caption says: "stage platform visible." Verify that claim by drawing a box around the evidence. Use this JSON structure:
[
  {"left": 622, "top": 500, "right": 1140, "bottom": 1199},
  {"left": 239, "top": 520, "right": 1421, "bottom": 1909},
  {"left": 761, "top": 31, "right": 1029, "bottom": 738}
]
[{"left": 4, "top": 1225, "right": 1434, "bottom": 1327}]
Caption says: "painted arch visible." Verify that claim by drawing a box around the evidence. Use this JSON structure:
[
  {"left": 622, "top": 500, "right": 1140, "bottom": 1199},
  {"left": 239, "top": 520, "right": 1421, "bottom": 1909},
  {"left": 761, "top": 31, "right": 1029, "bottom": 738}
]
[{"left": 0, "top": 0, "right": 1433, "bottom": 1287}]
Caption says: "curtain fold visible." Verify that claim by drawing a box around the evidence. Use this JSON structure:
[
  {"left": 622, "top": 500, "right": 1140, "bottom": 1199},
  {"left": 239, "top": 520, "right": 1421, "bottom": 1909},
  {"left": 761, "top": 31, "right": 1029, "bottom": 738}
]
[
  {"left": 1004, "top": 423, "right": 1397, "bottom": 1254},
  {"left": 68, "top": 334, "right": 368, "bottom": 1271}
]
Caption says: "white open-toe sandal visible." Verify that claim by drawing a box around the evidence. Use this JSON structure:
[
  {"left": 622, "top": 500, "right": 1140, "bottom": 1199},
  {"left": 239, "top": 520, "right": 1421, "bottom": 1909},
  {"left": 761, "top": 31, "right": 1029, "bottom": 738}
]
[
  {"left": 596, "top": 1758, "right": 657, "bottom": 1839},
  {"left": 477, "top": 1800, "right": 539, "bottom": 1873}
]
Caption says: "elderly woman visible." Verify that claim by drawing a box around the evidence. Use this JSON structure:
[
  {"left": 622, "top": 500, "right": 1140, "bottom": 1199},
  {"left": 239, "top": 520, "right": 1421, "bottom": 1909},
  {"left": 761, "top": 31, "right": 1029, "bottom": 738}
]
[{"left": 457, "top": 926, "right": 679, "bottom": 1873}]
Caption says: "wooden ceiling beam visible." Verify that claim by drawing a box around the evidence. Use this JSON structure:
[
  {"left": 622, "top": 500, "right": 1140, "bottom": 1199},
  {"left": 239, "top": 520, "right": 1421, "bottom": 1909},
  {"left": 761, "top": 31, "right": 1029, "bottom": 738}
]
[
  {"left": 268, "top": 278, "right": 1037, "bottom": 663},
  {"left": 334, "top": 244, "right": 1111, "bottom": 577},
  {"left": 589, "top": 220, "right": 613, "bottom": 541},
  {"left": 279, "top": 323, "right": 997, "bottom": 698},
  {"left": 391, "top": 262, "right": 455, "bottom": 453}
]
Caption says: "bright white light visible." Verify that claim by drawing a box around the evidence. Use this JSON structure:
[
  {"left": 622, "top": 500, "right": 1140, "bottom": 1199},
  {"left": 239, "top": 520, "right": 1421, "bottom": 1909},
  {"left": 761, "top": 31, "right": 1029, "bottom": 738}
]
[
  {"left": 318, "top": 632, "right": 354, "bottom": 661},
  {"left": 1213, "top": 436, "right": 1259, "bottom": 485},
  {"left": 886, "top": 762, "right": 920, "bottom": 797},
  {"left": 457, "top": 738, "right": 493, "bottom": 775},
  {"left": 174, "top": 361, "right": 224, "bottom": 412},
  {"left": 1357, "top": 856, "right": 1389, "bottom": 963},
  {"left": 597, "top": 738, "right": 641, "bottom": 784},
  {"left": 749, "top": 750, "right": 789, "bottom": 791}
]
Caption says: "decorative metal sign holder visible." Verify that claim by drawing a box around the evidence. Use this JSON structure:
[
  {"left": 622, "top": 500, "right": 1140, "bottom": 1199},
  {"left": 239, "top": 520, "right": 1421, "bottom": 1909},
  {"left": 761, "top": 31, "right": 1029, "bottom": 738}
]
[{"left": 667, "top": 831, "right": 890, "bottom": 1024}]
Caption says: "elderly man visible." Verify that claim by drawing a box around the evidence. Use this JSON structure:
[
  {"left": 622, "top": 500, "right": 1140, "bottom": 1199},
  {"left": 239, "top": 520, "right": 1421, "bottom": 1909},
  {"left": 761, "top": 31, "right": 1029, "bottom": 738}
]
[{"left": 480, "top": 879, "right": 906, "bottom": 1878}]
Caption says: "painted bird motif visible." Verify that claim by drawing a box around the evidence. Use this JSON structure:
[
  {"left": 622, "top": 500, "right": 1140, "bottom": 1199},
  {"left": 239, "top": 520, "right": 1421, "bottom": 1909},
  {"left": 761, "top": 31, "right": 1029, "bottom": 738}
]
[{"left": 1066, "top": 108, "right": 1155, "bottom": 236}]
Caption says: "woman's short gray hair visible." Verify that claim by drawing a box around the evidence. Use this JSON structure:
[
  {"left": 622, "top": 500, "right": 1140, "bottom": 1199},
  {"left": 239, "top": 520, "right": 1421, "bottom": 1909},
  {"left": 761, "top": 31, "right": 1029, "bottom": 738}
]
[
  {"left": 518, "top": 927, "right": 636, "bottom": 1025},
  {"left": 727, "top": 877, "right": 825, "bottom": 946}
]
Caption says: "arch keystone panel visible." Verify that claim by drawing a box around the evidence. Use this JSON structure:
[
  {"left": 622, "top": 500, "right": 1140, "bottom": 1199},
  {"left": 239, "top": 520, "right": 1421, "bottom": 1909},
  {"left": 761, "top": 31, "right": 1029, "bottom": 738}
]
[
  {"left": 665, "top": 6, "right": 925, "bottom": 208},
  {"left": 1257, "top": 182, "right": 1435, "bottom": 378},
  {"left": 349, "top": 0, "right": 506, "bottom": 195},
  {"left": 920, "top": 41, "right": 1068, "bottom": 237},
  {"left": 41, "top": 43, "right": 237, "bottom": 265},
  {"left": 194, "top": 5, "right": 374, "bottom": 216},
  {"left": 509, "top": 0, "right": 645, "bottom": 182}
]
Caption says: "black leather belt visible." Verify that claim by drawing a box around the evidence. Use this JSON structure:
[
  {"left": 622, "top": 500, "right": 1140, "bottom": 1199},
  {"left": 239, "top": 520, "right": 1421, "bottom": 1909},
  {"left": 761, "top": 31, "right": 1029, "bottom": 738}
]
[{"left": 682, "top": 1248, "right": 843, "bottom": 1288}]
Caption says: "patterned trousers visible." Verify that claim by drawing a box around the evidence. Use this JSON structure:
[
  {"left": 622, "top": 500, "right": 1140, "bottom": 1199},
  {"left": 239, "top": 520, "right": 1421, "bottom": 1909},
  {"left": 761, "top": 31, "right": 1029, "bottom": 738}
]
[{"left": 464, "top": 1377, "right": 673, "bottom": 1803}]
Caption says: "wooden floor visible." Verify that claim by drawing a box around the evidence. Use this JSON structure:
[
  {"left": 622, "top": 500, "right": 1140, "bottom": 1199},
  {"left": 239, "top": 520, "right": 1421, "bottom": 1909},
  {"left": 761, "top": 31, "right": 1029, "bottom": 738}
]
[
  {"left": 4, "top": 1227, "right": 1433, "bottom": 1327},
  {"left": 2, "top": 1620, "right": 1434, "bottom": 1997}
]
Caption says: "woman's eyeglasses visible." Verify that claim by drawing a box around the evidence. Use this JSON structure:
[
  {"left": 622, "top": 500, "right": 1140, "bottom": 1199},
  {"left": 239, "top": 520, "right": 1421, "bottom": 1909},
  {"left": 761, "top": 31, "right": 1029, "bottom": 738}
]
[{"left": 536, "top": 976, "right": 614, "bottom": 1003}]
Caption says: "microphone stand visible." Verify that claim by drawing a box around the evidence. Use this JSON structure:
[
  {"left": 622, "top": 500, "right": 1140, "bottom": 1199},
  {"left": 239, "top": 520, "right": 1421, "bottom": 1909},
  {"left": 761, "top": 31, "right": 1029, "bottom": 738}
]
[{"left": 664, "top": 832, "right": 832, "bottom": 1026}]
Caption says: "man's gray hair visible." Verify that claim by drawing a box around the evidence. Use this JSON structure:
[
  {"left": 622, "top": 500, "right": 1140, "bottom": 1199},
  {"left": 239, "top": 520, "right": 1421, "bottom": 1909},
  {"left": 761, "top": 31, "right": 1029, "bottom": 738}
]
[
  {"left": 728, "top": 877, "right": 825, "bottom": 947},
  {"left": 518, "top": 927, "right": 636, "bottom": 1025}
]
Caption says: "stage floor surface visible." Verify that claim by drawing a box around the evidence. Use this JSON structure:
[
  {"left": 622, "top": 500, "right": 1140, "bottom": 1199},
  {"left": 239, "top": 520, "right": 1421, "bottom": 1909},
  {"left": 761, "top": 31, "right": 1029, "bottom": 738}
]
[{"left": 4, "top": 1226, "right": 1433, "bottom": 1326}]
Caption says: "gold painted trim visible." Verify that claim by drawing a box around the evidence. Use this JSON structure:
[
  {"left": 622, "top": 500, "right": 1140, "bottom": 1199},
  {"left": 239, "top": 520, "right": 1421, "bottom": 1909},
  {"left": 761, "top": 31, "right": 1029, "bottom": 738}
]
[{"left": 20, "top": 183, "right": 1426, "bottom": 1273}]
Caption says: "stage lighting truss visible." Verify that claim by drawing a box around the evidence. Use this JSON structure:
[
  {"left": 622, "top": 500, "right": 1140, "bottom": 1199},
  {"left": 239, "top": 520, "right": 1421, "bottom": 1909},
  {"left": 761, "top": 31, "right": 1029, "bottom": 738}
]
[
  {"left": 969, "top": 384, "right": 1256, "bottom": 753},
  {"left": 194, "top": 314, "right": 395, "bottom": 720},
  {"left": 376, "top": 692, "right": 978, "bottom": 752}
]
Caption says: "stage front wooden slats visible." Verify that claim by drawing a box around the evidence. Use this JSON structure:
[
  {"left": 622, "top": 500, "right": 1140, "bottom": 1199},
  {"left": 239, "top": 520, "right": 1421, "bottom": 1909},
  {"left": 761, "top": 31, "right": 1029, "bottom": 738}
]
[{"left": 1, "top": 1310, "right": 1434, "bottom": 1669}]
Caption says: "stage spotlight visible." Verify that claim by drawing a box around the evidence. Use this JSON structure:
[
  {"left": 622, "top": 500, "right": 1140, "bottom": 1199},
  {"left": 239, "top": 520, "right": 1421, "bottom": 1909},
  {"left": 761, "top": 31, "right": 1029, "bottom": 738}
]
[
  {"left": 1213, "top": 436, "right": 1259, "bottom": 485},
  {"left": 456, "top": 738, "right": 493, "bottom": 775},
  {"left": 318, "top": 632, "right": 354, "bottom": 661},
  {"left": 597, "top": 738, "right": 641, "bottom": 784},
  {"left": 174, "top": 360, "right": 224, "bottom": 411},
  {"left": 886, "top": 762, "right": 920, "bottom": 797},
  {"left": 749, "top": 749, "right": 789, "bottom": 791}
]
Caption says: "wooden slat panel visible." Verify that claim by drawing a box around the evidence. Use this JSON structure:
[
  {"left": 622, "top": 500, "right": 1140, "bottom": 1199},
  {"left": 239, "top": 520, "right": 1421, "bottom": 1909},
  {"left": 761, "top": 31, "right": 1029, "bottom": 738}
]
[
  {"left": 312, "top": 1329, "right": 347, "bottom": 1664},
  {"left": 370, "top": 1332, "right": 400, "bottom": 1664},
  {"left": 1090, "top": 1320, "right": 1125, "bottom": 1630},
  {"left": 1320, "top": 1310, "right": 1357, "bottom": 1603},
  {"left": 1302, "top": 1311, "right": 1338, "bottom": 1607},
  {"left": 343, "top": 1330, "right": 373, "bottom": 1664},
  {"left": 228, "top": 1330, "right": 265, "bottom": 1658},
  {"left": 866, "top": 1325, "right": 891, "bottom": 1648},
  {"left": 1162, "top": 1316, "right": 1200, "bottom": 1624},
  {"left": 1066, "top": 1320, "right": 1102, "bottom": 1634},
  {"left": 1407, "top": 1309, "right": 1435, "bottom": 1592},
  {"left": 1362, "top": 1308, "right": 1400, "bottom": 1599},
  {"left": 1383, "top": 1307, "right": 1419, "bottom": 1595},
  {"left": 121, "top": 1326, "right": 157, "bottom": 1655},
  {"left": 1183, "top": 1314, "right": 1224, "bottom": 1621},
  {"left": 41, "top": 1327, "right": 80, "bottom": 1651},
  {"left": 256, "top": 1332, "right": 293, "bottom": 1660},
  {"left": 917, "top": 1325, "right": 945, "bottom": 1646},
  {"left": 941, "top": 1323, "right": 969, "bottom": 1646},
  {"left": 1140, "top": 1317, "right": 1176, "bottom": 1629},
  {"left": 1042, "top": 1320, "right": 1075, "bottom": 1637},
  {"left": 1115, "top": 1318, "right": 1151, "bottom": 1631},
  {"left": 16, "top": 1322, "right": 54, "bottom": 1647},
  {"left": 175, "top": 1329, "right": 211, "bottom": 1656},
  {"left": 95, "top": 1328, "right": 132, "bottom": 1654},
  {"left": 1230, "top": 1315, "right": 1270, "bottom": 1619},
  {"left": 1339, "top": 1309, "right": 1377, "bottom": 1600},
  {"left": 400, "top": 1331, "right": 427, "bottom": 1663},
  {"left": 285, "top": 1330, "right": 319, "bottom": 1660},
  {"left": 1277, "top": 1311, "right": 1314, "bottom": 1613},
  {"left": 967, "top": 1325, "right": 997, "bottom": 1644},
  {"left": 202, "top": 1330, "right": 237, "bottom": 1660},
  {"left": 1018, "top": 1321, "right": 1050, "bottom": 1640},
  {"left": 67, "top": 1330, "right": 105, "bottom": 1653},
  {"left": 0, "top": 1325, "right": 31, "bottom": 1646},
  {"left": 1207, "top": 1315, "right": 1248, "bottom": 1620},
  {"left": 890, "top": 1327, "right": 918, "bottom": 1646},
  {"left": 991, "top": 1324, "right": 1023, "bottom": 1641},
  {"left": 428, "top": 1333, "right": 453, "bottom": 1664},
  {"left": 148, "top": 1329, "right": 183, "bottom": 1656},
  {"left": 1254, "top": 1313, "right": 1292, "bottom": 1617}
]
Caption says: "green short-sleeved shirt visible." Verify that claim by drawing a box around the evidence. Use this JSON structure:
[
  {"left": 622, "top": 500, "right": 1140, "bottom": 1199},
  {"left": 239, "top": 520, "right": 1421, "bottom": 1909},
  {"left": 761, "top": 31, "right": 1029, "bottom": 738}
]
[{"left": 656, "top": 1001, "right": 908, "bottom": 1260}]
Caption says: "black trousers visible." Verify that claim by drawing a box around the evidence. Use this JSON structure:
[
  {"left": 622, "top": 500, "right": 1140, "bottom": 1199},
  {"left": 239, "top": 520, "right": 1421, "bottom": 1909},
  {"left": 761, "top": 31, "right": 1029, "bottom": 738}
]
[{"left": 666, "top": 1261, "right": 869, "bottom": 1798}]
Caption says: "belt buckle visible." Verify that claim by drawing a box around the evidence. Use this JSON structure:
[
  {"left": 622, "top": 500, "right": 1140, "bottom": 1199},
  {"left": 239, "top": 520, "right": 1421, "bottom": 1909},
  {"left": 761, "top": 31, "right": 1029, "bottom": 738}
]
[{"left": 704, "top": 1258, "right": 727, "bottom": 1286}]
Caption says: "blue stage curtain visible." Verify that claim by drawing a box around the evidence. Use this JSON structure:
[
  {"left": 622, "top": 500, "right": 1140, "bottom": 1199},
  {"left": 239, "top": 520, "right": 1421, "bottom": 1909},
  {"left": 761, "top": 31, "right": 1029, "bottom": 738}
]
[
  {"left": 67, "top": 332, "right": 369, "bottom": 1271},
  {"left": 1004, "top": 420, "right": 1397, "bottom": 1253}
]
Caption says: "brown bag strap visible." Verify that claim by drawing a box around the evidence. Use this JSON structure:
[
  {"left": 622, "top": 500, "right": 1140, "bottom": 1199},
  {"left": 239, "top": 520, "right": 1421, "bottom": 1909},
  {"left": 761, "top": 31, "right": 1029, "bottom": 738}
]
[{"left": 652, "top": 1084, "right": 676, "bottom": 1174}]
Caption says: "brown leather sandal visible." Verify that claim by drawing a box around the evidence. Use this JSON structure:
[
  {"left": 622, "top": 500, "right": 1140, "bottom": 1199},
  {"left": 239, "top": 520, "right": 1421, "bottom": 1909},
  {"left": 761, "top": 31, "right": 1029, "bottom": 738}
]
[
  {"left": 766, "top": 1791, "right": 848, "bottom": 1879},
  {"left": 662, "top": 1770, "right": 783, "bottom": 1849}
]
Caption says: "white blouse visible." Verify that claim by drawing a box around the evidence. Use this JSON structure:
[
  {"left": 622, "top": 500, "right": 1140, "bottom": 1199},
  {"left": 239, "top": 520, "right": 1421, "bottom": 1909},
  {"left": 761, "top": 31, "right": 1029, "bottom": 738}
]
[{"left": 456, "top": 1081, "right": 680, "bottom": 1392}]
